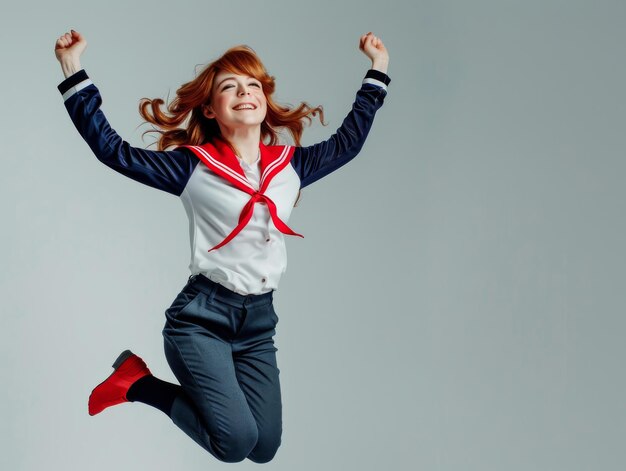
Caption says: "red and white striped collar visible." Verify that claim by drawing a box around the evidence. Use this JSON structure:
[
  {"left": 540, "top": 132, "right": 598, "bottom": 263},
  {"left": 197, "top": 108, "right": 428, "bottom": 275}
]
[
  {"left": 179, "top": 139, "right": 302, "bottom": 252},
  {"left": 182, "top": 139, "right": 293, "bottom": 192}
]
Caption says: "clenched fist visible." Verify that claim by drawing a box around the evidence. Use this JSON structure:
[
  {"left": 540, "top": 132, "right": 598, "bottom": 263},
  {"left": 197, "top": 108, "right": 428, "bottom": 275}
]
[
  {"left": 359, "top": 32, "right": 389, "bottom": 74},
  {"left": 55, "top": 30, "right": 87, "bottom": 78}
]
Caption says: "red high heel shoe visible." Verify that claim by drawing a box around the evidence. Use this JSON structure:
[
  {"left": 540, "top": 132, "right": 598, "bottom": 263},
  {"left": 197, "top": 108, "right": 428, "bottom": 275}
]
[{"left": 88, "top": 350, "right": 152, "bottom": 416}]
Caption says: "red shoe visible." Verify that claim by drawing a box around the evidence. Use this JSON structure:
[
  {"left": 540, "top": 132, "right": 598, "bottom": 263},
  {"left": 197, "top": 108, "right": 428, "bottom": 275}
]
[{"left": 88, "top": 350, "right": 152, "bottom": 416}]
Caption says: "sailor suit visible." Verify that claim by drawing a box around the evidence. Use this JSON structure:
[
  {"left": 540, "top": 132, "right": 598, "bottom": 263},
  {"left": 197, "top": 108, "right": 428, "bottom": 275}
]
[
  {"left": 58, "top": 66, "right": 390, "bottom": 462},
  {"left": 58, "top": 68, "right": 390, "bottom": 295}
]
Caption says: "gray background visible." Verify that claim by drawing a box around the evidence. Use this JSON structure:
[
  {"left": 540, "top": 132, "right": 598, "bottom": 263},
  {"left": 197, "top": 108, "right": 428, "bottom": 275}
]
[{"left": 1, "top": 0, "right": 625, "bottom": 469}]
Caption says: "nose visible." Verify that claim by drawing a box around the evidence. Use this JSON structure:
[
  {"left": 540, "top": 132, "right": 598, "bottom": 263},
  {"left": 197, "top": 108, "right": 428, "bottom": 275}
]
[{"left": 238, "top": 85, "right": 251, "bottom": 96}]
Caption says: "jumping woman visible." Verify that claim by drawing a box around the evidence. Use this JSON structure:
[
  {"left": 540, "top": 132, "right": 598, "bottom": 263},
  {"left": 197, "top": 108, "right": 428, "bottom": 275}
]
[{"left": 54, "top": 29, "right": 390, "bottom": 463}]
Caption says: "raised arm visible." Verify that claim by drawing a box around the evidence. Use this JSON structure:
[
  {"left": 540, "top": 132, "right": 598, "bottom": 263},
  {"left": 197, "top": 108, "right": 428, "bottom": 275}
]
[
  {"left": 54, "top": 30, "right": 199, "bottom": 196},
  {"left": 290, "top": 32, "right": 390, "bottom": 188}
]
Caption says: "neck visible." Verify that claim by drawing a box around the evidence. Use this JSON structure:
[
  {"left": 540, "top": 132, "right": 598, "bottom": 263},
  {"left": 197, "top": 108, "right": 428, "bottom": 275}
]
[{"left": 220, "top": 125, "right": 261, "bottom": 164}]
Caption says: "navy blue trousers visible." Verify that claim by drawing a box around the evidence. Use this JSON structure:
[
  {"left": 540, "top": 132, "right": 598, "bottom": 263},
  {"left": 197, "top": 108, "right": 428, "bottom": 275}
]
[{"left": 162, "top": 274, "right": 282, "bottom": 463}]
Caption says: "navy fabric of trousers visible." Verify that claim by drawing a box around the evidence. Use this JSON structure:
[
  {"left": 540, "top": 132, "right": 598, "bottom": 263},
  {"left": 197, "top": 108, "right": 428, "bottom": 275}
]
[{"left": 162, "top": 274, "right": 282, "bottom": 463}]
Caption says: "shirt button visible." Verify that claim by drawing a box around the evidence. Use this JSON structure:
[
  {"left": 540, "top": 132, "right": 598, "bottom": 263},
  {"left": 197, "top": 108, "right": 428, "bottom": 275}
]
[
  {"left": 265, "top": 237, "right": 271, "bottom": 242},
  {"left": 262, "top": 277, "right": 267, "bottom": 283}
]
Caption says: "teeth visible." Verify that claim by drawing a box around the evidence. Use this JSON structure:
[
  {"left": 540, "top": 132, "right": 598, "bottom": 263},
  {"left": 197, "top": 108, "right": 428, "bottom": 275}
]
[{"left": 234, "top": 104, "right": 255, "bottom": 110}]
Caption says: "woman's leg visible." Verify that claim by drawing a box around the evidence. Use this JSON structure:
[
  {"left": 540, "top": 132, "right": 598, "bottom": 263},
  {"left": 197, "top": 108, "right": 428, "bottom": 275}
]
[
  {"left": 232, "top": 342, "right": 282, "bottom": 463},
  {"left": 88, "top": 277, "right": 282, "bottom": 464},
  {"left": 231, "top": 302, "right": 282, "bottom": 464},
  {"left": 161, "top": 284, "right": 259, "bottom": 463},
  {"left": 126, "top": 373, "right": 181, "bottom": 416},
  {"left": 163, "top": 330, "right": 258, "bottom": 462}
]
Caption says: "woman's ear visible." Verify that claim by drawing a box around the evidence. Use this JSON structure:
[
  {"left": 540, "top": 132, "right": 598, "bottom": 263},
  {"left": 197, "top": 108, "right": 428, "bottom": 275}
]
[{"left": 202, "top": 104, "right": 215, "bottom": 119}]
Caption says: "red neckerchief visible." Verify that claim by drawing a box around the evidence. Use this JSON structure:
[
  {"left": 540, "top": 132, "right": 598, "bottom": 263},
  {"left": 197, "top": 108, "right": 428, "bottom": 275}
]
[{"left": 180, "top": 139, "right": 303, "bottom": 252}]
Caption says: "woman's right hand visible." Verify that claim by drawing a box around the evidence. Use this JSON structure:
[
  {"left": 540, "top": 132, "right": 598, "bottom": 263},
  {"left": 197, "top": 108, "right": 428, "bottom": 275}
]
[{"left": 55, "top": 30, "right": 87, "bottom": 78}]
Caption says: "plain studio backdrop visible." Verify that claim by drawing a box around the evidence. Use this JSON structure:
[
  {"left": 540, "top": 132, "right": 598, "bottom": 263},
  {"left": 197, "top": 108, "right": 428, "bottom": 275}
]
[{"left": 1, "top": 1, "right": 625, "bottom": 470}]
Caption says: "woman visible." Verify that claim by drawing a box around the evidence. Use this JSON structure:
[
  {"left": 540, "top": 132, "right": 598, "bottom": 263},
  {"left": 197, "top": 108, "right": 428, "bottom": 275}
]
[{"left": 55, "top": 29, "right": 390, "bottom": 463}]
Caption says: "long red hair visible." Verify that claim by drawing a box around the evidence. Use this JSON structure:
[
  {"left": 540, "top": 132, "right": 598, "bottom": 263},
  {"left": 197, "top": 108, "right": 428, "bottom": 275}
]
[{"left": 139, "top": 46, "right": 325, "bottom": 151}]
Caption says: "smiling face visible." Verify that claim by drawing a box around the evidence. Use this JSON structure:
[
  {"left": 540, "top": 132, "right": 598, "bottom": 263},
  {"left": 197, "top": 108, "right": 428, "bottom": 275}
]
[{"left": 203, "top": 71, "right": 268, "bottom": 132}]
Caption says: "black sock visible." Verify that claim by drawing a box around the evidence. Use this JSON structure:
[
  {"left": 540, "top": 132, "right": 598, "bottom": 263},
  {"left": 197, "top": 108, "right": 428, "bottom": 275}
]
[{"left": 126, "top": 375, "right": 181, "bottom": 416}]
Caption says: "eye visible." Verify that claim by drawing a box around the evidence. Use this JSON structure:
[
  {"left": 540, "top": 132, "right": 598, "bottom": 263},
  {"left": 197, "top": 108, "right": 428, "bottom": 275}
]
[
  {"left": 249, "top": 82, "right": 261, "bottom": 88},
  {"left": 221, "top": 84, "right": 234, "bottom": 91}
]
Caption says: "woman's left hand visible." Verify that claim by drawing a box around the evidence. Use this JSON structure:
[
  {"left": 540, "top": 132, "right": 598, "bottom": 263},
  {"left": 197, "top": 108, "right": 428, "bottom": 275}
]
[{"left": 359, "top": 32, "right": 389, "bottom": 74}]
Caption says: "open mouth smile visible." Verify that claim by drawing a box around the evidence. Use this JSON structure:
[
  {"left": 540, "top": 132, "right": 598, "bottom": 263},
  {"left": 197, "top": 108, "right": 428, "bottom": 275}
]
[{"left": 233, "top": 103, "right": 257, "bottom": 110}]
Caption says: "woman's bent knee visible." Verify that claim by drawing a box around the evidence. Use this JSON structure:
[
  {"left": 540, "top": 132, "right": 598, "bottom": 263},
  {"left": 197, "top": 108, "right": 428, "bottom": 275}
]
[
  {"left": 215, "top": 427, "right": 259, "bottom": 463},
  {"left": 247, "top": 432, "right": 281, "bottom": 463}
]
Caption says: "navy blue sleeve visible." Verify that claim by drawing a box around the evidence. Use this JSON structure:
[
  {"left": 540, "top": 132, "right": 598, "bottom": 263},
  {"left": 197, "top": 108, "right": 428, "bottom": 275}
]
[
  {"left": 58, "top": 70, "right": 199, "bottom": 196},
  {"left": 290, "top": 70, "right": 389, "bottom": 188}
]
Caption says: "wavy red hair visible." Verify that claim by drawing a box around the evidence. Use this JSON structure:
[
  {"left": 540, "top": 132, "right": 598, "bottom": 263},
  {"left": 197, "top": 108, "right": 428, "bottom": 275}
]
[{"left": 139, "top": 46, "right": 325, "bottom": 151}]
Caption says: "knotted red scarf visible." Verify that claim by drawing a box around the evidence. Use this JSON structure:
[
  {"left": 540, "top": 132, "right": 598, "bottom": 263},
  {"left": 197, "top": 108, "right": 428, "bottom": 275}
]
[{"left": 180, "top": 139, "right": 303, "bottom": 252}]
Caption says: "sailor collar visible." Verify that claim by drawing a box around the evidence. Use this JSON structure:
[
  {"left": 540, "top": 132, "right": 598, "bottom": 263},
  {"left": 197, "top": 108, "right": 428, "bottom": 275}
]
[{"left": 180, "top": 139, "right": 303, "bottom": 252}]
